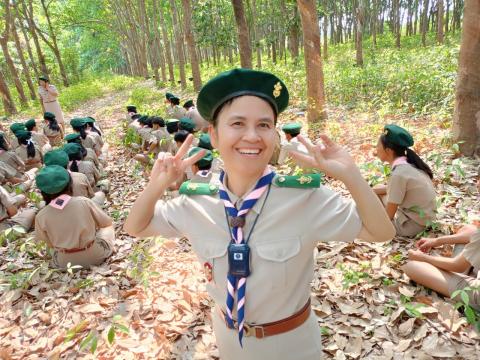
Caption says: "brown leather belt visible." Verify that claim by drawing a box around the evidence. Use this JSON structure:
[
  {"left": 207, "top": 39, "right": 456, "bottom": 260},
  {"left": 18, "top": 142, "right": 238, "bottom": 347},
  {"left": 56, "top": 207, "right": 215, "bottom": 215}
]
[
  {"left": 56, "top": 240, "right": 95, "bottom": 254},
  {"left": 221, "top": 298, "right": 311, "bottom": 339}
]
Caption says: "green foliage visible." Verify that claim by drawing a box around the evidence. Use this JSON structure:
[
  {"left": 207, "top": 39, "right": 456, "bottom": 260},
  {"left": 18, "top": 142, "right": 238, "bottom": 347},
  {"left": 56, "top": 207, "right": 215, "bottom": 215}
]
[
  {"left": 338, "top": 264, "right": 370, "bottom": 289},
  {"left": 107, "top": 314, "right": 130, "bottom": 345},
  {"left": 452, "top": 287, "right": 480, "bottom": 332}
]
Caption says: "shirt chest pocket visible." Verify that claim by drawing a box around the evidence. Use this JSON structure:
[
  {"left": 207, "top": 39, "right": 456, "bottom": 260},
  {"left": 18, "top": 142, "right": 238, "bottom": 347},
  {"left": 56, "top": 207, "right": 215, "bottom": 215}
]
[
  {"left": 253, "top": 237, "right": 301, "bottom": 290},
  {"left": 192, "top": 240, "right": 229, "bottom": 285}
]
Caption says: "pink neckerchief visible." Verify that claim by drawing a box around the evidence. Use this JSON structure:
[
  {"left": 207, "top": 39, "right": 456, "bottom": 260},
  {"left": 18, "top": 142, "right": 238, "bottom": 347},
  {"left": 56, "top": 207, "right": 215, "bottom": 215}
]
[
  {"left": 49, "top": 194, "right": 71, "bottom": 210},
  {"left": 392, "top": 156, "right": 408, "bottom": 169}
]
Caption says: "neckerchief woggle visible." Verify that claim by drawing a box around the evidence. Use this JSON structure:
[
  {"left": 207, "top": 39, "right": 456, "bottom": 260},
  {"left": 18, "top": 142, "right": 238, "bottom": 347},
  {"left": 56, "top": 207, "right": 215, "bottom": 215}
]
[{"left": 218, "top": 167, "right": 275, "bottom": 346}]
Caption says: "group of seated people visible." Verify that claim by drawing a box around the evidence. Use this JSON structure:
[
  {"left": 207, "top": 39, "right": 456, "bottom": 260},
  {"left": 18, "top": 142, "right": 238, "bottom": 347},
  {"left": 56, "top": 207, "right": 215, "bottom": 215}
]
[{"left": 0, "top": 112, "right": 113, "bottom": 269}]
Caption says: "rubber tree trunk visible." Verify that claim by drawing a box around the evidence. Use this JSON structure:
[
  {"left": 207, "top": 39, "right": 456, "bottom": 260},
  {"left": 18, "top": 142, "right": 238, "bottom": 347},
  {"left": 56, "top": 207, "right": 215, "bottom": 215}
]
[
  {"left": 452, "top": 0, "right": 480, "bottom": 156},
  {"left": 181, "top": 0, "right": 202, "bottom": 91},
  {"left": 231, "top": 0, "right": 253, "bottom": 68},
  {"left": 437, "top": 0, "right": 445, "bottom": 43},
  {"left": 12, "top": 21, "right": 36, "bottom": 100},
  {"left": 169, "top": 0, "right": 187, "bottom": 89},
  {"left": 0, "top": 68, "right": 17, "bottom": 114},
  {"left": 297, "top": 0, "right": 328, "bottom": 123}
]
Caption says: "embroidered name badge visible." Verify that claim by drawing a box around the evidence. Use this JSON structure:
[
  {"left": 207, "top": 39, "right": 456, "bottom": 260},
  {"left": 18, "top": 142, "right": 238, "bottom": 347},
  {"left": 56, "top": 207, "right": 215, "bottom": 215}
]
[
  {"left": 204, "top": 262, "right": 213, "bottom": 282},
  {"left": 49, "top": 194, "right": 72, "bottom": 210}
]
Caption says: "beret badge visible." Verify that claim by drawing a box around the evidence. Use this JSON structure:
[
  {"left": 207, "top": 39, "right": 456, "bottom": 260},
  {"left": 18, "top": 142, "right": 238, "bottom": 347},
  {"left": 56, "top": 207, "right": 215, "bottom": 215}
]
[{"left": 273, "top": 82, "right": 282, "bottom": 98}]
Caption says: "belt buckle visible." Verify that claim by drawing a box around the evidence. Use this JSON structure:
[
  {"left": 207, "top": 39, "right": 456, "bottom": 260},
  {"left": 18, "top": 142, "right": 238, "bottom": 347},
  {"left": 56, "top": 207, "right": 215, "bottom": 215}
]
[{"left": 243, "top": 324, "right": 264, "bottom": 338}]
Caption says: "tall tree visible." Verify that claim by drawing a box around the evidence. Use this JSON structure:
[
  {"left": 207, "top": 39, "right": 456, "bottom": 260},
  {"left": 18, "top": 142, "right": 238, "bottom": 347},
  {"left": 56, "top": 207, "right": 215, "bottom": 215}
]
[
  {"left": 355, "top": 1, "right": 364, "bottom": 66},
  {"left": 12, "top": 16, "right": 36, "bottom": 100},
  {"left": 169, "top": 0, "right": 186, "bottom": 89},
  {"left": 452, "top": 0, "right": 480, "bottom": 156},
  {"left": 182, "top": 0, "right": 202, "bottom": 91},
  {"left": 297, "top": 0, "right": 327, "bottom": 123},
  {"left": 0, "top": 68, "right": 17, "bottom": 115},
  {"left": 437, "top": 0, "right": 445, "bottom": 43},
  {"left": 231, "top": 0, "right": 252, "bottom": 68},
  {"left": 421, "top": 0, "right": 430, "bottom": 46}
]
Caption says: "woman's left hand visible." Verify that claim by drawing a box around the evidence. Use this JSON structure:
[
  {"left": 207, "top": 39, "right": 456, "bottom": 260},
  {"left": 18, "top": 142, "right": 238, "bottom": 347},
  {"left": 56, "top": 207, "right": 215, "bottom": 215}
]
[
  {"left": 408, "top": 249, "right": 427, "bottom": 262},
  {"left": 289, "top": 134, "right": 358, "bottom": 182}
]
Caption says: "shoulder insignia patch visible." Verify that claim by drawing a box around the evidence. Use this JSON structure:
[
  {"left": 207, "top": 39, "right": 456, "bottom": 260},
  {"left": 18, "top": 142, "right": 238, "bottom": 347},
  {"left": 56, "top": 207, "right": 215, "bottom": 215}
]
[
  {"left": 179, "top": 181, "right": 219, "bottom": 196},
  {"left": 273, "top": 173, "right": 322, "bottom": 188}
]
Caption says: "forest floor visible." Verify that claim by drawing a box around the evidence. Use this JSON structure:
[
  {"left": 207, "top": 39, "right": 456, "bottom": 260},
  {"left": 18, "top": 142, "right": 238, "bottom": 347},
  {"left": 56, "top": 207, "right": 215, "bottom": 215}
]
[{"left": 0, "top": 81, "right": 479, "bottom": 359}]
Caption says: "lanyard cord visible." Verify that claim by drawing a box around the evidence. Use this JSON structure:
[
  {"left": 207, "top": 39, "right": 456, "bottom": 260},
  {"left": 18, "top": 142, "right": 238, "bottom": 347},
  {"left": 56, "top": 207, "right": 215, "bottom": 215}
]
[{"left": 223, "top": 184, "right": 272, "bottom": 245}]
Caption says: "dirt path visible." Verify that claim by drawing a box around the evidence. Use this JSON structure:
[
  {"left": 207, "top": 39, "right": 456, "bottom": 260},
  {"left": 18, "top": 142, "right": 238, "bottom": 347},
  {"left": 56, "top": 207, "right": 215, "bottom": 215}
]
[{"left": 0, "top": 82, "right": 479, "bottom": 359}]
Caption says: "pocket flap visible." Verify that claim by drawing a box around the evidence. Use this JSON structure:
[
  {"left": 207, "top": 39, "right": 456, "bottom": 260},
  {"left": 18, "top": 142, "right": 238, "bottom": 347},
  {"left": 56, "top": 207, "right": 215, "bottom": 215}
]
[
  {"left": 256, "top": 237, "right": 301, "bottom": 262},
  {"left": 193, "top": 240, "right": 229, "bottom": 259}
]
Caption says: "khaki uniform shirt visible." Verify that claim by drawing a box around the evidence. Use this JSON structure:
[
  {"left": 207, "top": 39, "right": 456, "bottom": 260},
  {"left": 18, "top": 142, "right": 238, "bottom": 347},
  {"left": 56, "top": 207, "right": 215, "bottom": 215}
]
[
  {"left": 35, "top": 196, "right": 112, "bottom": 249},
  {"left": 84, "top": 148, "right": 100, "bottom": 168},
  {"left": 43, "top": 124, "right": 62, "bottom": 146},
  {"left": 150, "top": 179, "right": 361, "bottom": 324},
  {"left": 71, "top": 171, "right": 95, "bottom": 198},
  {"left": 0, "top": 185, "right": 14, "bottom": 221},
  {"left": 166, "top": 105, "right": 187, "bottom": 120},
  {"left": 31, "top": 131, "right": 49, "bottom": 148},
  {"left": 186, "top": 107, "right": 209, "bottom": 131},
  {"left": 81, "top": 134, "right": 101, "bottom": 154},
  {"left": 150, "top": 129, "right": 173, "bottom": 153},
  {"left": 0, "top": 151, "right": 25, "bottom": 174},
  {"left": 88, "top": 130, "right": 104, "bottom": 148},
  {"left": 0, "top": 162, "right": 19, "bottom": 183},
  {"left": 386, "top": 164, "right": 436, "bottom": 226},
  {"left": 462, "top": 230, "right": 480, "bottom": 278},
  {"left": 10, "top": 137, "right": 19, "bottom": 150},
  {"left": 15, "top": 144, "right": 42, "bottom": 165},
  {"left": 76, "top": 161, "right": 100, "bottom": 187}
]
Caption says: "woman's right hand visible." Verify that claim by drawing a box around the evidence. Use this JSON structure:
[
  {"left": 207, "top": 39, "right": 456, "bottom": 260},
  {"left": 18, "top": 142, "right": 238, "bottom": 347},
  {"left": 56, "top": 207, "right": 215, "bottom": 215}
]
[
  {"left": 416, "top": 237, "right": 438, "bottom": 252},
  {"left": 148, "top": 134, "right": 204, "bottom": 190}
]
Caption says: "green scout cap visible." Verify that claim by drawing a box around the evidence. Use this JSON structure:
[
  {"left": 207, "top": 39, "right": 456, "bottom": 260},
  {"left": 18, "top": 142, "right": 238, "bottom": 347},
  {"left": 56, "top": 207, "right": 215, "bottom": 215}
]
[
  {"left": 63, "top": 142, "right": 82, "bottom": 156},
  {"left": 15, "top": 130, "right": 32, "bottom": 141},
  {"left": 127, "top": 105, "right": 137, "bottom": 112},
  {"left": 188, "top": 147, "right": 213, "bottom": 168},
  {"left": 183, "top": 100, "right": 194, "bottom": 109},
  {"left": 44, "top": 112, "right": 56, "bottom": 120},
  {"left": 165, "top": 92, "right": 174, "bottom": 100},
  {"left": 85, "top": 117, "right": 95, "bottom": 124},
  {"left": 197, "top": 68, "right": 289, "bottom": 123},
  {"left": 64, "top": 133, "right": 81, "bottom": 142},
  {"left": 24, "top": 119, "right": 36, "bottom": 130},
  {"left": 138, "top": 115, "right": 149, "bottom": 125},
  {"left": 282, "top": 123, "right": 302, "bottom": 135},
  {"left": 10, "top": 122, "right": 26, "bottom": 134},
  {"left": 179, "top": 117, "right": 195, "bottom": 132},
  {"left": 166, "top": 119, "right": 179, "bottom": 134},
  {"left": 44, "top": 149, "right": 69, "bottom": 168},
  {"left": 170, "top": 96, "right": 180, "bottom": 105},
  {"left": 70, "top": 118, "right": 86, "bottom": 128},
  {"left": 383, "top": 124, "right": 414, "bottom": 148},
  {"left": 198, "top": 133, "right": 213, "bottom": 150},
  {"left": 36, "top": 165, "right": 70, "bottom": 194},
  {"left": 39, "top": 75, "right": 49, "bottom": 82}
]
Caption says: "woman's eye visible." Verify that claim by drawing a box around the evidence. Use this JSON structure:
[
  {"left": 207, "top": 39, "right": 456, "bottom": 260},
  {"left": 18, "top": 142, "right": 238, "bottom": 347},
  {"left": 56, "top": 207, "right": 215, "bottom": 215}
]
[
  {"left": 232, "top": 122, "right": 243, "bottom": 126},
  {"left": 259, "top": 123, "right": 271, "bottom": 129}
]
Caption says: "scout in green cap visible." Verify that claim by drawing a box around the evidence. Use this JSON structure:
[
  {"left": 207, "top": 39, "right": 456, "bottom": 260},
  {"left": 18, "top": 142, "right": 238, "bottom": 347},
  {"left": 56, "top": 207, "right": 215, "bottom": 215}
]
[
  {"left": 25, "top": 118, "right": 51, "bottom": 154},
  {"left": 64, "top": 142, "right": 99, "bottom": 188},
  {"left": 166, "top": 95, "right": 187, "bottom": 120},
  {"left": 198, "top": 133, "right": 213, "bottom": 150},
  {"left": 70, "top": 118, "right": 101, "bottom": 156},
  {"left": 373, "top": 124, "right": 436, "bottom": 237},
  {"left": 179, "top": 117, "right": 196, "bottom": 134},
  {"left": 44, "top": 149, "right": 69, "bottom": 168},
  {"left": 166, "top": 119, "right": 179, "bottom": 134},
  {"left": 43, "top": 112, "right": 64, "bottom": 147},
  {"left": 65, "top": 133, "right": 100, "bottom": 168},
  {"left": 84, "top": 117, "right": 104, "bottom": 154},
  {"left": 34, "top": 165, "right": 114, "bottom": 269},
  {"left": 126, "top": 105, "right": 138, "bottom": 124},
  {"left": 24, "top": 119, "right": 36, "bottom": 131},
  {"left": 0, "top": 133, "right": 37, "bottom": 190},
  {"left": 278, "top": 123, "right": 309, "bottom": 165},
  {"left": 10, "top": 122, "right": 26, "bottom": 134},
  {"left": 125, "top": 68, "right": 396, "bottom": 357},
  {"left": 14, "top": 130, "right": 42, "bottom": 170},
  {"left": 185, "top": 147, "right": 217, "bottom": 184}
]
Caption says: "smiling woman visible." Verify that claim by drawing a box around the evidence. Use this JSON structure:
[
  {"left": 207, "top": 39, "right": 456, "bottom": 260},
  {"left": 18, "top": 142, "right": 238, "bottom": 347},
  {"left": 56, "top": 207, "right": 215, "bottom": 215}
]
[{"left": 124, "top": 68, "right": 395, "bottom": 359}]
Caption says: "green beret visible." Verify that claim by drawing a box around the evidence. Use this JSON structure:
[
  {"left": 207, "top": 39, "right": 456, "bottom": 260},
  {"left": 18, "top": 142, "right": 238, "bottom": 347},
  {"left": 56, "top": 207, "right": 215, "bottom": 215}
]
[
  {"left": 383, "top": 124, "right": 414, "bottom": 148},
  {"left": 85, "top": 117, "right": 95, "bottom": 124},
  {"left": 165, "top": 92, "right": 174, "bottom": 100},
  {"left": 44, "top": 112, "right": 56, "bottom": 120},
  {"left": 282, "top": 123, "right": 302, "bottom": 135},
  {"left": 127, "top": 105, "right": 137, "bottom": 112},
  {"left": 15, "top": 130, "right": 32, "bottom": 141},
  {"left": 70, "top": 117, "right": 86, "bottom": 128},
  {"left": 197, "top": 68, "right": 289, "bottom": 123},
  {"left": 44, "top": 149, "right": 69, "bottom": 168},
  {"left": 64, "top": 133, "right": 81, "bottom": 142},
  {"left": 39, "top": 75, "right": 49, "bottom": 82},
  {"left": 10, "top": 123, "right": 26, "bottom": 134},
  {"left": 179, "top": 117, "right": 196, "bottom": 132},
  {"left": 188, "top": 147, "right": 213, "bottom": 168},
  {"left": 183, "top": 100, "right": 194, "bottom": 109},
  {"left": 63, "top": 142, "right": 82, "bottom": 156},
  {"left": 198, "top": 133, "right": 213, "bottom": 150},
  {"left": 138, "top": 115, "right": 149, "bottom": 125},
  {"left": 35, "top": 165, "right": 70, "bottom": 194},
  {"left": 24, "top": 119, "right": 36, "bottom": 130}
]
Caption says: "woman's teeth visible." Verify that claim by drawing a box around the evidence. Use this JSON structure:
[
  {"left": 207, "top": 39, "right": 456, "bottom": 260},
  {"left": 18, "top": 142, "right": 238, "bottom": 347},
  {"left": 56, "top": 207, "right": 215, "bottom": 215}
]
[{"left": 238, "top": 149, "right": 261, "bottom": 155}]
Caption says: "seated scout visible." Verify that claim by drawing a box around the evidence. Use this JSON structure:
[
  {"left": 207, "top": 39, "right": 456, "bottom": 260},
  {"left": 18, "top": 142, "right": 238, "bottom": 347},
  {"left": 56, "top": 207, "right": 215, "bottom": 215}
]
[
  {"left": 134, "top": 117, "right": 173, "bottom": 165},
  {"left": 84, "top": 117, "right": 104, "bottom": 145},
  {"left": 373, "top": 124, "right": 436, "bottom": 237},
  {"left": 184, "top": 147, "right": 219, "bottom": 184},
  {"left": 24, "top": 118, "right": 51, "bottom": 154},
  {"left": 198, "top": 133, "right": 223, "bottom": 174},
  {"left": 166, "top": 119, "right": 180, "bottom": 134},
  {"left": 278, "top": 123, "right": 309, "bottom": 165},
  {"left": 65, "top": 133, "right": 100, "bottom": 168},
  {"left": 34, "top": 166, "right": 114, "bottom": 269},
  {"left": 128, "top": 113, "right": 142, "bottom": 131},
  {"left": 70, "top": 118, "right": 101, "bottom": 156},
  {"left": 0, "top": 133, "right": 36, "bottom": 181},
  {"left": 166, "top": 96, "right": 187, "bottom": 119},
  {"left": 14, "top": 130, "right": 43, "bottom": 170},
  {"left": 63, "top": 143, "right": 100, "bottom": 188},
  {"left": 0, "top": 184, "right": 36, "bottom": 233},
  {"left": 43, "top": 112, "right": 64, "bottom": 147},
  {"left": 404, "top": 226, "right": 480, "bottom": 311},
  {"left": 9, "top": 123, "right": 26, "bottom": 150},
  {"left": 183, "top": 99, "right": 209, "bottom": 132},
  {"left": 179, "top": 117, "right": 197, "bottom": 135},
  {"left": 44, "top": 149, "right": 105, "bottom": 206},
  {"left": 126, "top": 105, "right": 137, "bottom": 123}
]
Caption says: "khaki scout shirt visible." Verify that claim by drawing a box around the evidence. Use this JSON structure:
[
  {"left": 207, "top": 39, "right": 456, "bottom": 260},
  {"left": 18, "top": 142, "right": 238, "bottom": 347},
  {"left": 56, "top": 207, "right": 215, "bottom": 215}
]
[
  {"left": 81, "top": 134, "right": 101, "bottom": 154},
  {"left": 15, "top": 144, "right": 42, "bottom": 164},
  {"left": 150, "top": 177, "right": 361, "bottom": 324},
  {"left": 462, "top": 230, "right": 480, "bottom": 278},
  {"left": 31, "top": 131, "right": 49, "bottom": 148},
  {"left": 386, "top": 164, "right": 436, "bottom": 226},
  {"left": 42, "top": 124, "right": 61, "bottom": 139},
  {"left": 77, "top": 161, "right": 100, "bottom": 187},
  {"left": 186, "top": 107, "right": 209, "bottom": 131},
  {"left": 71, "top": 171, "right": 95, "bottom": 198},
  {"left": 85, "top": 148, "right": 100, "bottom": 168},
  {"left": 87, "top": 130, "right": 104, "bottom": 148},
  {"left": 0, "top": 185, "right": 14, "bottom": 221},
  {"left": 150, "top": 129, "right": 173, "bottom": 153},
  {"left": 35, "top": 196, "right": 112, "bottom": 250},
  {"left": 166, "top": 105, "right": 187, "bottom": 120},
  {"left": 0, "top": 162, "right": 19, "bottom": 183},
  {"left": 0, "top": 151, "right": 25, "bottom": 174}
]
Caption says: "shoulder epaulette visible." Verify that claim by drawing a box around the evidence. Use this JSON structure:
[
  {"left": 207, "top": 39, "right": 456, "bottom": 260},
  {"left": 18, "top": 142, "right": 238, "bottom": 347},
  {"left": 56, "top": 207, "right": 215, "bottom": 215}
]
[
  {"left": 179, "top": 181, "right": 219, "bottom": 196},
  {"left": 273, "top": 173, "right": 322, "bottom": 188}
]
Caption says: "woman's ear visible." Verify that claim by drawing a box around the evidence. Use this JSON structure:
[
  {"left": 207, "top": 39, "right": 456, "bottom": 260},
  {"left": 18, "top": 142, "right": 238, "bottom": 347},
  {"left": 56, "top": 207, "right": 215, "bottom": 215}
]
[{"left": 208, "top": 125, "right": 218, "bottom": 148}]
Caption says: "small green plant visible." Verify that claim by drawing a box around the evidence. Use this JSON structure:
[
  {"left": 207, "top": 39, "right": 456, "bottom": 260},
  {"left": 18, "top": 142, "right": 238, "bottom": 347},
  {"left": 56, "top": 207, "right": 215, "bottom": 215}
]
[
  {"left": 107, "top": 314, "right": 130, "bottom": 345},
  {"left": 127, "top": 237, "right": 162, "bottom": 287},
  {"left": 338, "top": 264, "right": 370, "bottom": 289},
  {"left": 452, "top": 286, "right": 480, "bottom": 332},
  {"left": 79, "top": 330, "right": 98, "bottom": 354},
  {"left": 0, "top": 225, "right": 27, "bottom": 246},
  {"left": 381, "top": 277, "right": 395, "bottom": 286},
  {"left": 320, "top": 326, "right": 330, "bottom": 336},
  {"left": 123, "top": 127, "right": 142, "bottom": 147}
]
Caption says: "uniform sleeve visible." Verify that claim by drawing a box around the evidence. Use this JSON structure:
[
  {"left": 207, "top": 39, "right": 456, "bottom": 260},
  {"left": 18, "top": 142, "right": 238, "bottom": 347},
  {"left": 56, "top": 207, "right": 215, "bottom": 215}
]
[
  {"left": 85, "top": 199, "right": 112, "bottom": 228},
  {"left": 0, "top": 186, "right": 14, "bottom": 208},
  {"left": 149, "top": 197, "right": 187, "bottom": 238},
  {"left": 306, "top": 187, "right": 362, "bottom": 244},
  {"left": 86, "top": 179, "right": 95, "bottom": 198},
  {"left": 34, "top": 216, "right": 53, "bottom": 248},
  {"left": 386, "top": 172, "right": 407, "bottom": 205},
  {"left": 461, "top": 230, "right": 480, "bottom": 269}
]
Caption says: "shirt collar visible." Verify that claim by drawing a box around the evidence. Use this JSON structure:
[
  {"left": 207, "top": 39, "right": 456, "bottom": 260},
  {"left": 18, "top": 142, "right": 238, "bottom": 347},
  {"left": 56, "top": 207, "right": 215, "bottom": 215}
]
[{"left": 221, "top": 173, "right": 268, "bottom": 215}]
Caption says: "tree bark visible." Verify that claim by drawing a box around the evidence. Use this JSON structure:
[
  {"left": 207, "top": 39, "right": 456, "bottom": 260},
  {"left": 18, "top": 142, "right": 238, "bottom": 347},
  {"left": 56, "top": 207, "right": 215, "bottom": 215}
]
[
  {"left": 356, "top": 2, "right": 364, "bottom": 67},
  {"left": 297, "top": 0, "right": 327, "bottom": 123},
  {"left": 372, "top": 0, "right": 378, "bottom": 46},
  {"left": 12, "top": 19, "right": 36, "bottom": 100},
  {"left": 0, "top": 68, "right": 17, "bottom": 115},
  {"left": 17, "top": 10, "right": 39, "bottom": 79},
  {"left": 289, "top": 2, "right": 300, "bottom": 61},
  {"left": 231, "top": 0, "right": 252, "bottom": 68},
  {"left": 169, "top": 0, "right": 187, "bottom": 89},
  {"left": 158, "top": 3, "right": 175, "bottom": 85},
  {"left": 437, "top": 0, "right": 445, "bottom": 43},
  {"left": 422, "top": 0, "right": 430, "bottom": 46},
  {"left": 181, "top": 0, "right": 202, "bottom": 91},
  {"left": 452, "top": 0, "right": 480, "bottom": 156}
]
